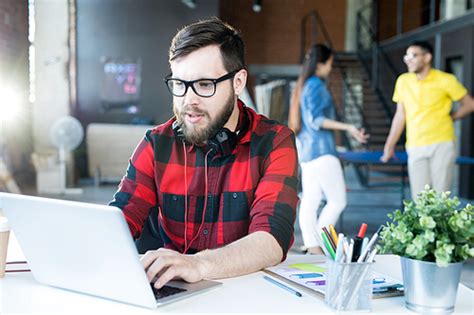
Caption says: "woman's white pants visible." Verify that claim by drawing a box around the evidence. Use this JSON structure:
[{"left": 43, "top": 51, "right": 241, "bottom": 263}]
[{"left": 299, "top": 155, "right": 347, "bottom": 247}]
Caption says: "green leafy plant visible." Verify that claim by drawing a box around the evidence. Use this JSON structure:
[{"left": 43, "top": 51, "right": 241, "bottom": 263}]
[{"left": 379, "top": 186, "right": 474, "bottom": 267}]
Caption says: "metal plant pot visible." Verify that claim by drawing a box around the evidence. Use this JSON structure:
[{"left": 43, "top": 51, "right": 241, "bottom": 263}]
[{"left": 400, "top": 256, "right": 464, "bottom": 314}]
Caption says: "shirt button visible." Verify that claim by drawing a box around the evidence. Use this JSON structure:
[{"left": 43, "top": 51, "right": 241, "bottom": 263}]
[
  {"left": 172, "top": 196, "right": 178, "bottom": 201},
  {"left": 232, "top": 193, "right": 238, "bottom": 199},
  {"left": 203, "top": 229, "right": 209, "bottom": 235}
]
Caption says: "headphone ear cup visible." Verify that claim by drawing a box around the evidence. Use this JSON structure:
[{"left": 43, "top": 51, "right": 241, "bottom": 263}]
[
  {"left": 172, "top": 120, "right": 185, "bottom": 142},
  {"left": 208, "top": 128, "right": 237, "bottom": 157}
]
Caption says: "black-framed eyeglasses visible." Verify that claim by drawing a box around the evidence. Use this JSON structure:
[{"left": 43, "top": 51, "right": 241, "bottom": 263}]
[{"left": 164, "top": 69, "right": 240, "bottom": 98}]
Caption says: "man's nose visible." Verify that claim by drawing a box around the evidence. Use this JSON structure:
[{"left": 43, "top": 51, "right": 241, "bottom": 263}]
[{"left": 183, "top": 85, "right": 200, "bottom": 105}]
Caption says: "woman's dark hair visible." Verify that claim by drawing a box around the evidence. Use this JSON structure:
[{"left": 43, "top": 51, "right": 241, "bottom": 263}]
[
  {"left": 297, "top": 44, "right": 333, "bottom": 85},
  {"left": 288, "top": 44, "right": 332, "bottom": 133},
  {"left": 169, "top": 17, "right": 245, "bottom": 72}
]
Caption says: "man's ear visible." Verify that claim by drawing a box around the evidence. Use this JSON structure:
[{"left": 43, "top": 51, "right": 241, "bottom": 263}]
[
  {"left": 233, "top": 69, "right": 248, "bottom": 96},
  {"left": 424, "top": 52, "right": 433, "bottom": 65}
]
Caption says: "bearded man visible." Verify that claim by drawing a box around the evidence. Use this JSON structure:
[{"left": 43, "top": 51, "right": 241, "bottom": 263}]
[{"left": 110, "top": 18, "right": 298, "bottom": 289}]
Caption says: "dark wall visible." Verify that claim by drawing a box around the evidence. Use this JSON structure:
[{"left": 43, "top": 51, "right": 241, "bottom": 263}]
[
  {"left": 442, "top": 26, "right": 474, "bottom": 198},
  {"left": 76, "top": 0, "right": 218, "bottom": 126}
]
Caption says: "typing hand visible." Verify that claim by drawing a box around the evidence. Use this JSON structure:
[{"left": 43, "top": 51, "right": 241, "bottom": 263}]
[{"left": 141, "top": 248, "right": 206, "bottom": 289}]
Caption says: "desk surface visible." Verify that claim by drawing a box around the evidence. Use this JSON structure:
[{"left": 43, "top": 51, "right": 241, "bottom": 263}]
[{"left": 1, "top": 236, "right": 473, "bottom": 314}]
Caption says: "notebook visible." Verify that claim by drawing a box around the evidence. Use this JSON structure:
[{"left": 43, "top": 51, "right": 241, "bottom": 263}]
[{"left": 0, "top": 192, "right": 221, "bottom": 309}]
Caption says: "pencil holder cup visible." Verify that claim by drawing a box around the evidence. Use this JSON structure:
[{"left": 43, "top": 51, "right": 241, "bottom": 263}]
[{"left": 325, "top": 259, "right": 373, "bottom": 312}]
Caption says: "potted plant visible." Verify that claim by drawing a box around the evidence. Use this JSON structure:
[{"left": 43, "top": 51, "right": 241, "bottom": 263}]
[{"left": 378, "top": 186, "right": 473, "bottom": 314}]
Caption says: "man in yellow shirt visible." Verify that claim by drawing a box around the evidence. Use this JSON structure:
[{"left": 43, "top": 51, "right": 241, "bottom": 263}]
[{"left": 381, "top": 41, "right": 474, "bottom": 199}]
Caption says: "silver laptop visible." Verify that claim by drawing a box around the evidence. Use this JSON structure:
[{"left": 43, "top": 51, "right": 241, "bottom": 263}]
[{"left": 0, "top": 192, "right": 221, "bottom": 309}]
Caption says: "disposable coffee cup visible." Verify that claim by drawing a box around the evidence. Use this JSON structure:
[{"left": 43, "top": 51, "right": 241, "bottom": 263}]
[{"left": 0, "top": 216, "right": 10, "bottom": 278}]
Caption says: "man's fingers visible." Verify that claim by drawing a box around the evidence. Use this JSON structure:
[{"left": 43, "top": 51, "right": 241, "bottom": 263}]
[
  {"left": 154, "top": 266, "right": 179, "bottom": 289},
  {"left": 141, "top": 248, "right": 174, "bottom": 269},
  {"left": 146, "top": 255, "right": 178, "bottom": 282}
]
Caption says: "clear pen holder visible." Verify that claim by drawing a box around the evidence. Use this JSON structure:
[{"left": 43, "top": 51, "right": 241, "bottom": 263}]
[{"left": 325, "top": 259, "right": 373, "bottom": 312}]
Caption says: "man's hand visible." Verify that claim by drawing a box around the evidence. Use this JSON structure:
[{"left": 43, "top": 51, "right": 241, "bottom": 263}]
[
  {"left": 348, "top": 126, "right": 370, "bottom": 144},
  {"left": 380, "top": 145, "right": 395, "bottom": 163},
  {"left": 141, "top": 248, "right": 208, "bottom": 289}
]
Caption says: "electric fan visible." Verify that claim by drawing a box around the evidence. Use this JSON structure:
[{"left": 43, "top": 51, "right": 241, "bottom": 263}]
[{"left": 48, "top": 115, "right": 84, "bottom": 194}]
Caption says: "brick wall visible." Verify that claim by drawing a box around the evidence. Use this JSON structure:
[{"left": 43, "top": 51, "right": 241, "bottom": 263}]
[
  {"left": 377, "top": 0, "right": 428, "bottom": 41},
  {"left": 219, "top": 0, "right": 347, "bottom": 64}
]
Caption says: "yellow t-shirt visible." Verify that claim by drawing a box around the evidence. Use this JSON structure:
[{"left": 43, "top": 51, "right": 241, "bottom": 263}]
[{"left": 392, "top": 69, "right": 467, "bottom": 148}]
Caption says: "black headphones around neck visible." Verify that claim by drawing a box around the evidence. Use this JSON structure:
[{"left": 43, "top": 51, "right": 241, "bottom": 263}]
[{"left": 172, "top": 107, "right": 250, "bottom": 157}]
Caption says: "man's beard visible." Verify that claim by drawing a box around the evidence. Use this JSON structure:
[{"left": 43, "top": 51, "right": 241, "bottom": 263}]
[{"left": 173, "top": 91, "right": 235, "bottom": 145}]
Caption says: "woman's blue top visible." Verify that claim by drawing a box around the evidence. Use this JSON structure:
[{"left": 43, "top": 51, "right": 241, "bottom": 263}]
[{"left": 296, "top": 75, "right": 337, "bottom": 163}]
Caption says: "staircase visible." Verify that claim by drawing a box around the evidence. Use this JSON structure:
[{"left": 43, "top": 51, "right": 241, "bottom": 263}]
[{"left": 328, "top": 53, "right": 407, "bottom": 186}]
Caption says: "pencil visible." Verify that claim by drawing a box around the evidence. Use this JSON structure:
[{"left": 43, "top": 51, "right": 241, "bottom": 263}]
[{"left": 329, "top": 224, "right": 338, "bottom": 244}]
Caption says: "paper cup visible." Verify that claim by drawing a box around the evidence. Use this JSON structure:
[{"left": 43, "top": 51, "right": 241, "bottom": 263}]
[{"left": 0, "top": 217, "right": 10, "bottom": 278}]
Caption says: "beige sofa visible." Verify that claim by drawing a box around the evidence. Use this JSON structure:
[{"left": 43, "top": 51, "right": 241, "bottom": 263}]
[{"left": 86, "top": 123, "right": 153, "bottom": 185}]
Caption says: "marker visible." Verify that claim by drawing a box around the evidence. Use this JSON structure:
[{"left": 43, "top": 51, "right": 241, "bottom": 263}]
[
  {"left": 289, "top": 273, "right": 323, "bottom": 279},
  {"left": 263, "top": 276, "right": 302, "bottom": 297},
  {"left": 306, "top": 280, "right": 325, "bottom": 285},
  {"left": 352, "top": 223, "right": 367, "bottom": 262},
  {"left": 329, "top": 224, "right": 338, "bottom": 244},
  {"left": 373, "top": 277, "right": 386, "bottom": 284}
]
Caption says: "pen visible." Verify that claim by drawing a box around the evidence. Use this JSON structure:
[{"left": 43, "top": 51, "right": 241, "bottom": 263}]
[
  {"left": 360, "top": 237, "right": 369, "bottom": 257},
  {"left": 306, "top": 280, "right": 325, "bottom": 285},
  {"left": 263, "top": 276, "right": 302, "bottom": 297},
  {"left": 357, "top": 225, "right": 383, "bottom": 263},
  {"left": 352, "top": 223, "right": 367, "bottom": 262},
  {"left": 346, "top": 239, "right": 354, "bottom": 263},
  {"left": 334, "top": 234, "right": 345, "bottom": 262}
]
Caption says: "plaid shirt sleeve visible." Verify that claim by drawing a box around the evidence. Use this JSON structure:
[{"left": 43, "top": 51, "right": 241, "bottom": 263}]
[
  {"left": 109, "top": 130, "right": 158, "bottom": 238},
  {"left": 248, "top": 125, "right": 299, "bottom": 259}
]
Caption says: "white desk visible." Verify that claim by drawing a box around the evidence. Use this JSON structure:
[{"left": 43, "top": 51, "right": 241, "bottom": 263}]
[{"left": 1, "top": 235, "right": 473, "bottom": 314}]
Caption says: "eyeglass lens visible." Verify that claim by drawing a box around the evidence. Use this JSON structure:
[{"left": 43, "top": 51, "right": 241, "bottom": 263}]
[
  {"left": 167, "top": 79, "right": 215, "bottom": 97},
  {"left": 403, "top": 53, "right": 422, "bottom": 61}
]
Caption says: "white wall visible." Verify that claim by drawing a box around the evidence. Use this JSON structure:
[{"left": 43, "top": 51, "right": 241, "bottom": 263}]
[
  {"left": 33, "top": 0, "right": 70, "bottom": 154},
  {"left": 345, "top": 0, "right": 372, "bottom": 52}
]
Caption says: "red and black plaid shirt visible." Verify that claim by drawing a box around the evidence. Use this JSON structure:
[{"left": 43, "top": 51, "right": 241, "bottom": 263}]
[{"left": 110, "top": 101, "right": 299, "bottom": 257}]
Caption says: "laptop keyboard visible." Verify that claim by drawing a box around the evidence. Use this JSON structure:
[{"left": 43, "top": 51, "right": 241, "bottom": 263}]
[{"left": 151, "top": 284, "right": 187, "bottom": 300}]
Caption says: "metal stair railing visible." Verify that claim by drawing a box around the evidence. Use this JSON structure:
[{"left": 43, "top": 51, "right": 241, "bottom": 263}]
[
  {"left": 356, "top": 10, "right": 400, "bottom": 120},
  {"left": 300, "top": 10, "right": 370, "bottom": 185}
]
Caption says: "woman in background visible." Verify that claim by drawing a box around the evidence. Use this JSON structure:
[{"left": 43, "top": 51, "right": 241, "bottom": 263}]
[{"left": 288, "top": 44, "right": 369, "bottom": 254}]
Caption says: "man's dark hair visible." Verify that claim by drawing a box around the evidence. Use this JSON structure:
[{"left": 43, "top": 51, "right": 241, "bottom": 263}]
[
  {"left": 169, "top": 17, "right": 245, "bottom": 72},
  {"left": 410, "top": 41, "right": 433, "bottom": 55}
]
